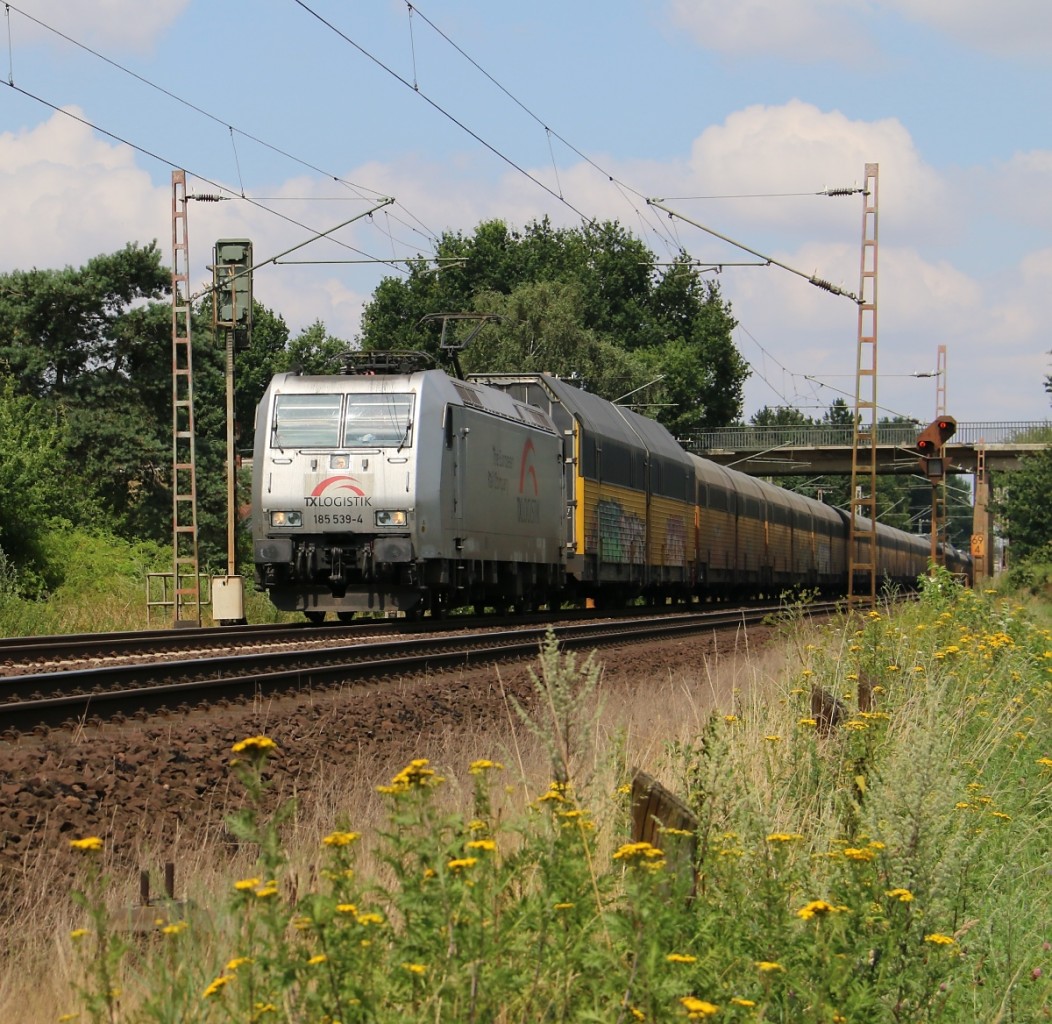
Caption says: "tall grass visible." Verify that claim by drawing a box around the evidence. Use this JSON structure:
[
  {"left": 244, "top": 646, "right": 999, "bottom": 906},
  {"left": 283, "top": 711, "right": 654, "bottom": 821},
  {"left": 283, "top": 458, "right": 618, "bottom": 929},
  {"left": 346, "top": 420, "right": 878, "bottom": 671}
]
[
  {"left": 24, "top": 575, "right": 1052, "bottom": 1020},
  {"left": 0, "top": 529, "right": 289, "bottom": 636}
]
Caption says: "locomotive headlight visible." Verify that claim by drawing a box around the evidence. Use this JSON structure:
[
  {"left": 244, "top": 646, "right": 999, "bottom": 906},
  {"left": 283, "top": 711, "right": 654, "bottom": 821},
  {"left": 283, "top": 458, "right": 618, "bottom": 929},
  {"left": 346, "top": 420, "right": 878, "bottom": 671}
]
[
  {"left": 269, "top": 510, "right": 303, "bottom": 528},
  {"left": 374, "top": 509, "right": 407, "bottom": 528}
]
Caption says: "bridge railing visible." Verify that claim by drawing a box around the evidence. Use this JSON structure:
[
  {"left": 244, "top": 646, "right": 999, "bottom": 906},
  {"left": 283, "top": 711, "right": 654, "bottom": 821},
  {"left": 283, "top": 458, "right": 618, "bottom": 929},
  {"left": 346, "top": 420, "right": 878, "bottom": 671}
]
[{"left": 684, "top": 422, "right": 1052, "bottom": 452}]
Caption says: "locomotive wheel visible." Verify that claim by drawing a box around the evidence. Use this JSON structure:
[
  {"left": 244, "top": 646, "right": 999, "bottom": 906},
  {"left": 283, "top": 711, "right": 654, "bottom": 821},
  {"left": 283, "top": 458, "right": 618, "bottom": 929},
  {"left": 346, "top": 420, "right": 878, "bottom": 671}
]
[{"left": 305, "top": 611, "right": 325, "bottom": 624}]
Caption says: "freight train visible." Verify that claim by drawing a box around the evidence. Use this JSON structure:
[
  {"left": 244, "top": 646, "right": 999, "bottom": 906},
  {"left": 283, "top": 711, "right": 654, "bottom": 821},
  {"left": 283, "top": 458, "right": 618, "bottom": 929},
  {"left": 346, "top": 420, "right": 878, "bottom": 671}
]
[{"left": 251, "top": 351, "right": 967, "bottom": 621}]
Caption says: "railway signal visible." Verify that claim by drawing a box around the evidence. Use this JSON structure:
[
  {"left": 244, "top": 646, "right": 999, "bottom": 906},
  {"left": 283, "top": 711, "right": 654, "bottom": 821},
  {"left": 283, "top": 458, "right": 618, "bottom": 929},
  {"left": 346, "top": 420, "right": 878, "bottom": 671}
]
[
  {"left": 916, "top": 416, "right": 956, "bottom": 479},
  {"left": 212, "top": 239, "right": 253, "bottom": 350}
]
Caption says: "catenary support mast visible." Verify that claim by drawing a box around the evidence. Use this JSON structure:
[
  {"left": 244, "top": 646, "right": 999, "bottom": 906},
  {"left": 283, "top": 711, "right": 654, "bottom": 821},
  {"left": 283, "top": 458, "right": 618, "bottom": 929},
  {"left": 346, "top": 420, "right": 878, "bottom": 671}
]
[
  {"left": 171, "top": 170, "right": 201, "bottom": 626},
  {"left": 848, "top": 163, "right": 879, "bottom": 610}
]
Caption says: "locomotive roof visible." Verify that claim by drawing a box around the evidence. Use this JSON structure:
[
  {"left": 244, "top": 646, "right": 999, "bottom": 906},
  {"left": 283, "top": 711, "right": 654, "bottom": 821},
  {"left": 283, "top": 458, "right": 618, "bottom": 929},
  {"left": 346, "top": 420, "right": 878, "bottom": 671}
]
[
  {"left": 472, "top": 372, "right": 685, "bottom": 459},
  {"left": 267, "top": 369, "right": 557, "bottom": 435}
]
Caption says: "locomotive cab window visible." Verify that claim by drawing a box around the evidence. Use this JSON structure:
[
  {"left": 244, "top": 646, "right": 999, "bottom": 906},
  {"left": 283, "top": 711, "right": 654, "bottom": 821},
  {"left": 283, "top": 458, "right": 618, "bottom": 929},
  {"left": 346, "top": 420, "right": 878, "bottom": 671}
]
[
  {"left": 272, "top": 393, "right": 342, "bottom": 448},
  {"left": 343, "top": 393, "right": 415, "bottom": 447}
]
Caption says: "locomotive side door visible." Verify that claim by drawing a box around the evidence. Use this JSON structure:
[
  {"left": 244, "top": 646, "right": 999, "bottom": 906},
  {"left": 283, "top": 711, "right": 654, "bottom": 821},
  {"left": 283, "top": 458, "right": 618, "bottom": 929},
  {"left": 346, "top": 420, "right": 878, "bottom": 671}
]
[
  {"left": 563, "top": 420, "right": 578, "bottom": 552},
  {"left": 446, "top": 404, "right": 465, "bottom": 524}
]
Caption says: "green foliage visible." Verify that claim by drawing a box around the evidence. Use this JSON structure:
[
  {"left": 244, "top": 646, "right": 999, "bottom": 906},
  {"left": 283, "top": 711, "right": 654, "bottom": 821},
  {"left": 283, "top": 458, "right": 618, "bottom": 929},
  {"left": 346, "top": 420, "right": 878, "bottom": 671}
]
[
  {"left": 461, "top": 281, "right": 648, "bottom": 400},
  {"left": 0, "top": 241, "right": 169, "bottom": 400},
  {"left": 506, "top": 627, "right": 605, "bottom": 784},
  {"left": 996, "top": 446, "right": 1052, "bottom": 562},
  {"left": 0, "top": 373, "right": 72, "bottom": 576},
  {"left": 360, "top": 218, "right": 746, "bottom": 432}
]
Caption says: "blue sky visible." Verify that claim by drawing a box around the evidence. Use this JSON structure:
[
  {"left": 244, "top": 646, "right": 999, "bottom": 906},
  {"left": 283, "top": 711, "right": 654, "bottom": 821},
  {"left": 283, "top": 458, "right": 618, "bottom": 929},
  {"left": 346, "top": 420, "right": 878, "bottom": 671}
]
[{"left": 2, "top": 0, "right": 1051, "bottom": 426}]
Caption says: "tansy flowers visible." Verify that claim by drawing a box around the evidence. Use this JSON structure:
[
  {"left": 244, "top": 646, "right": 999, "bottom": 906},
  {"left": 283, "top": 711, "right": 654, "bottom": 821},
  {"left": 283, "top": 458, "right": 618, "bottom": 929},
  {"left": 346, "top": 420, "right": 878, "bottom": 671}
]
[{"left": 70, "top": 836, "right": 103, "bottom": 852}]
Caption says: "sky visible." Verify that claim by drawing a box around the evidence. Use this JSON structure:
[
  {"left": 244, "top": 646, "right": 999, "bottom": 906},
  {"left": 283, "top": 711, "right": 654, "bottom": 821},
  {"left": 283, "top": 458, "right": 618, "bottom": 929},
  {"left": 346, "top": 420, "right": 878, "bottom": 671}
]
[{"left": 2, "top": 0, "right": 1051, "bottom": 428}]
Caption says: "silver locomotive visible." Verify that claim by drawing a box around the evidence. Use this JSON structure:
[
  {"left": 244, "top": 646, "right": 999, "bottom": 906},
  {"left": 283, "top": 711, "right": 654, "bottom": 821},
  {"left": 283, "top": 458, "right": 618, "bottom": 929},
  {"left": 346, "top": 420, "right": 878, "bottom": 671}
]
[{"left": 251, "top": 352, "right": 565, "bottom": 621}]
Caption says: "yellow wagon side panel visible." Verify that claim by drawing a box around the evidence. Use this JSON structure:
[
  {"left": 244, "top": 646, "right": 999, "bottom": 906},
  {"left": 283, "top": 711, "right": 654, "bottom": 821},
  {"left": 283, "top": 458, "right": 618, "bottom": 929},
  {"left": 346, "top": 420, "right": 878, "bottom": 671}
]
[
  {"left": 582, "top": 480, "right": 647, "bottom": 566},
  {"left": 648, "top": 493, "right": 693, "bottom": 577}
]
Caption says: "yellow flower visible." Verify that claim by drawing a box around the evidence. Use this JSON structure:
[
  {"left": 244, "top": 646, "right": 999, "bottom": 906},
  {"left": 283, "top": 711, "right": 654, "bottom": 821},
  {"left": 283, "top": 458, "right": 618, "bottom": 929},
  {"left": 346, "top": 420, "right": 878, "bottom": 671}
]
[
  {"left": 667, "top": 953, "right": 697, "bottom": 964},
  {"left": 766, "top": 832, "right": 804, "bottom": 843},
  {"left": 253, "top": 882, "right": 279, "bottom": 899},
  {"left": 377, "top": 758, "right": 443, "bottom": 795},
  {"left": 553, "top": 902, "right": 575, "bottom": 910},
  {"left": 468, "top": 759, "right": 504, "bottom": 774},
  {"left": 306, "top": 954, "right": 327, "bottom": 965},
  {"left": 322, "top": 830, "right": 360, "bottom": 847},
  {"left": 925, "top": 933, "right": 955, "bottom": 945},
  {"left": 765, "top": 734, "right": 781, "bottom": 742},
  {"left": 161, "top": 920, "right": 188, "bottom": 935},
  {"left": 886, "top": 888, "right": 914, "bottom": 902},
  {"left": 755, "top": 961, "right": 784, "bottom": 972},
  {"left": 731, "top": 998, "right": 756, "bottom": 1007},
  {"left": 723, "top": 714, "right": 739, "bottom": 723},
  {"left": 402, "top": 962, "right": 427, "bottom": 975},
  {"left": 356, "top": 912, "right": 383, "bottom": 926},
  {"left": 225, "top": 956, "right": 253, "bottom": 972},
  {"left": 680, "top": 996, "right": 719, "bottom": 1017},
  {"left": 843, "top": 847, "right": 874, "bottom": 862},
  {"left": 231, "top": 735, "right": 277, "bottom": 756},
  {"left": 203, "top": 975, "right": 232, "bottom": 999},
  {"left": 447, "top": 857, "right": 478, "bottom": 871},
  {"left": 465, "top": 838, "right": 497, "bottom": 852},
  {"left": 69, "top": 837, "right": 103, "bottom": 852},
  {"left": 798, "top": 717, "right": 817, "bottom": 728},
  {"left": 796, "top": 899, "right": 847, "bottom": 920},
  {"left": 58, "top": 1015, "right": 79, "bottom": 1023},
  {"left": 612, "top": 841, "right": 665, "bottom": 865},
  {"left": 69, "top": 928, "right": 90, "bottom": 941},
  {"left": 234, "top": 877, "right": 262, "bottom": 891},
  {"left": 335, "top": 903, "right": 358, "bottom": 915}
]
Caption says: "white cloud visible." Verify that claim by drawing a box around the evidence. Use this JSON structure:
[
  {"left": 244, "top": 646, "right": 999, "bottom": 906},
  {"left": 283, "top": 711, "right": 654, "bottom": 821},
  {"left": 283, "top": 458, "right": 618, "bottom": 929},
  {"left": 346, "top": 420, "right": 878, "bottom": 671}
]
[
  {"left": 882, "top": 0, "right": 1052, "bottom": 60},
  {"left": 667, "top": 0, "right": 1052, "bottom": 62},
  {"left": 666, "top": 0, "right": 871, "bottom": 63},
  {"left": 0, "top": 109, "right": 166, "bottom": 270},
  {"left": 683, "top": 100, "right": 953, "bottom": 248},
  {"left": 7, "top": 0, "right": 189, "bottom": 52}
]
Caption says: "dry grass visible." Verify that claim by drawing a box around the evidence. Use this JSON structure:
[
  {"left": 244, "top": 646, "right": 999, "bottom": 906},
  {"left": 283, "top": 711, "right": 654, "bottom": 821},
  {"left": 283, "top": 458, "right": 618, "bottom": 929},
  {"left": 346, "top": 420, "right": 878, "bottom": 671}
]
[{"left": 0, "top": 633, "right": 787, "bottom": 1023}]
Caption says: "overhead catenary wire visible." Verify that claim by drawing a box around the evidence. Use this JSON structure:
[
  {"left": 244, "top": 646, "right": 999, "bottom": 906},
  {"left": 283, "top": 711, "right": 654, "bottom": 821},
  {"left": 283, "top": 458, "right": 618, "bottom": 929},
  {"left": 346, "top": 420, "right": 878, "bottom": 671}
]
[
  {"left": 3, "top": 81, "right": 407, "bottom": 274},
  {"left": 8, "top": 1, "right": 877, "bottom": 426},
  {"left": 1, "top": 1, "right": 438, "bottom": 254},
  {"left": 648, "top": 198, "right": 861, "bottom": 304},
  {"left": 291, "top": 0, "right": 591, "bottom": 223}
]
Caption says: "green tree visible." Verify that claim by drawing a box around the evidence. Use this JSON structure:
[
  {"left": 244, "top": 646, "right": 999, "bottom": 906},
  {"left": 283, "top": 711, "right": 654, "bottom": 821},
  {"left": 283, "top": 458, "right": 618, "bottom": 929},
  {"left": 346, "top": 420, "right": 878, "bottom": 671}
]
[
  {"left": 360, "top": 220, "right": 746, "bottom": 432},
  {"left": 0, "top": 373, "right": 78, "bottom": 591},
  {"left": 0, "top": 242, "right": 169, "bottom": 400},
  {"left": 459, "top": 281, "right": 647, "bottom": 399},
  {"left": 995, "top": 447, "right": 1052, "bottom": 561},
  {"left": 0, "top": 244, "right": 173, "bottom": 545}
]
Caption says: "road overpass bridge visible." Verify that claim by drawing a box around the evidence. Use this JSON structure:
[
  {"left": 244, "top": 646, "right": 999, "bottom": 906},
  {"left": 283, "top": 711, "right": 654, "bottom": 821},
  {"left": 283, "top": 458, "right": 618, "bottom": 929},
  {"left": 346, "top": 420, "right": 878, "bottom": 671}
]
[{"left": 684, "top": 422, "right": 1051, "bottom": 476}]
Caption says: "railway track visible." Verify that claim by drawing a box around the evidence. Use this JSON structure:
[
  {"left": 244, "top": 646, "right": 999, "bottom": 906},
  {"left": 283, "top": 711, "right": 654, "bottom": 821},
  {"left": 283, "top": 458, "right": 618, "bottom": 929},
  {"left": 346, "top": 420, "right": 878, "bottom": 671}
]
[{"left": 0, "top": 602, "right": 838, "bottom": 736}]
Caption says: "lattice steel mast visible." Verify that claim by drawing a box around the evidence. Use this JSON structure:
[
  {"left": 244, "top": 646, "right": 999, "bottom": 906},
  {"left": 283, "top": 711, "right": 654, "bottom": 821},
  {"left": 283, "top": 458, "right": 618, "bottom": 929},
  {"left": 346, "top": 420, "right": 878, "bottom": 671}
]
[
  {"left": 847, "top": 164, "right": 879, "bottom": 609},
  {"left": 171, "top": 170, "right": 201, "bottom": 626}
]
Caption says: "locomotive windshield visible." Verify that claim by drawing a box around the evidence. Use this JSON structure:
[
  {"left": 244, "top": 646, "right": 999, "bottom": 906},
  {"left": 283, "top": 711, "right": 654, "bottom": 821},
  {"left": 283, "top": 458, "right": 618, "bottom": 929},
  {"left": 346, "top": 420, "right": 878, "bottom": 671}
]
[{"left": 272, "top": 392, "right": 415, "bottom": 449}]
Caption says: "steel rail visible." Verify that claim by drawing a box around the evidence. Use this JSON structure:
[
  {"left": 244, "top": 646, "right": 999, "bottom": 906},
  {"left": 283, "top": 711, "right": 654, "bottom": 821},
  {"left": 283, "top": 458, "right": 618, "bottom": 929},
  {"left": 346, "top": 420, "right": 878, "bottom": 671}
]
[{"left": 1, "top": 603, "right": 833, "bottom": 735}]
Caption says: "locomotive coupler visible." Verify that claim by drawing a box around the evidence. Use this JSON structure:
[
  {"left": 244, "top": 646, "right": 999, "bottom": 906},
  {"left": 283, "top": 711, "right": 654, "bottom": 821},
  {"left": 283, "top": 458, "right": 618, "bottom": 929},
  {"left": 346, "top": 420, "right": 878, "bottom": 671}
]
[{"left": 328, "top": 545, "right": 344, "bottom": 586}]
